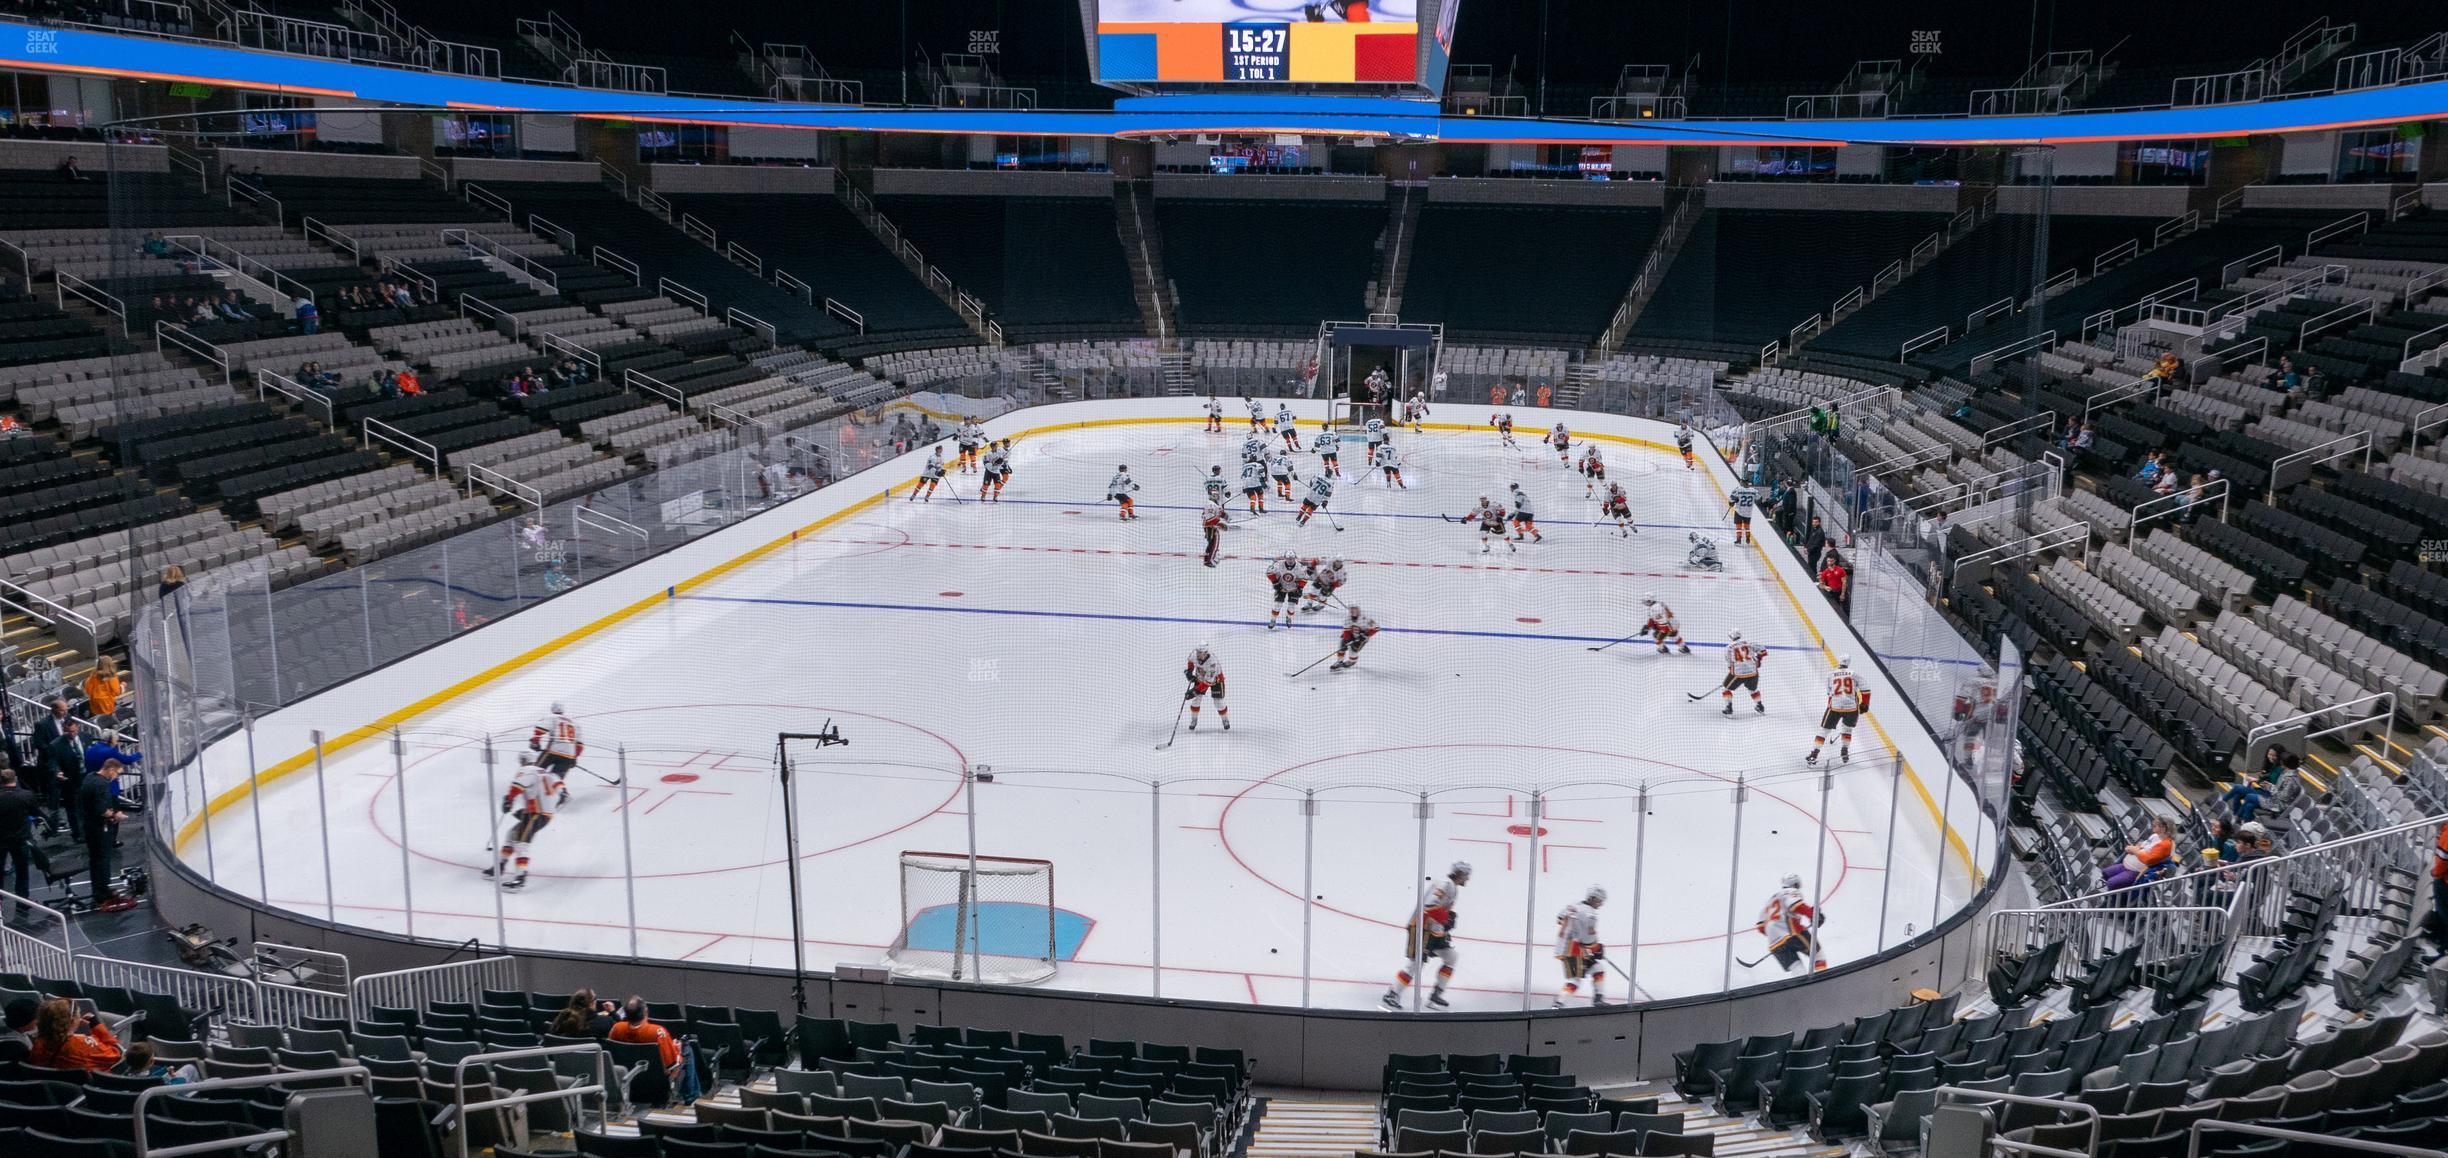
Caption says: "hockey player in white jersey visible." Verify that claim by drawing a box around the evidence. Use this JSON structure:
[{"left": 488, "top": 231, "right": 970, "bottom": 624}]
[
  {"left": 1383, "top": 861, "right": 1470, "bottom": 1009},
  {"left": 1364, "top": 417, "right": 1390, "bottom": 457},
  {"left": 1577, "top": 443, "right": 1606, "bottom": 497},
  {"left": 1675, "top": 423, "right": 1697, "bottom": 470},
  {"left": 1203, "top": 465, "right": 1230, "bottom": 506},
  {"left": 1640, "top": 595, "right": 1690, "bottom": 655},
  {"left": 1265, "top": 553, "right": 1307, "bottom": 629},
  {"left": 529, "top": 702, "right": 582, "bottom": 805},
  {"left": 484, "top": 753, "right": 558, "bottom": 890},
  {"left": 1246, "top": 397, "right": 1267, "bottom": 431},
  {"left": 1370, "top": 442, "right": 1406, "bottom": 488},
  {"left": 954, "top": 418, "right": 985, "bottom": 472},
  {"left": 1805, "top": 657, "right": 1869, "bottom": 765},
  {"left": 1302, "top": 557, "right": 1348, "bottom": 612},
  {"left": 1727, "top": 483, "right": 1761, "bottom": 545},
  {"left": 979, "top": 440, "right": 1011, "bottom": 501},
  {"left": 1553, "top": 886, "right": 1609, "bottom": 1007},
  {"left": 1462, "top": 496, "right": 1512, "bottom": 553},
  {"left": 1108, "top": 465, "right": 1142, "bottom": 521},
  {"left": 1490, "top": 411, "right": 1517, "bottom": 448},
  {"left": 1507, "top": 483, "right": 1541, "bottom": 542},
  {"left": 1269, "top": 447, "right": 1299, "bottom": 500},
  {"left": 1330, "top": 604, "right": 1378, "bottom": 670},
  {"left": 1548, "top": 421, "right": 1572, "bottom": 465},
  {"left": 1241, "top": 434, "right": 1269, "bottom": 466},
  {"left": 910, "top": 448, "right": 947, "bottom": 501},
  {"left": 1756, "top": 873, "right": 1826, "bottom": 971},
  {"left": 1274, "top": 405, "right": 1300, "bottom": 450},
  {"left": 1402, "top": 391, "right": 1429, "bottom": 432},
  {"left": 1599, "top": 481, "right": 1635, "bottom": 536},
  {"left": 1238, "top": 459, "right": 1270, "bottom": 515},
  {"left": 1310, "top": 424, "right": 1342, "bottom": 477},
  {"left": 1204, "top": 396, "right": 1224, "bottom": 433},
  {"left": 1297, "top": 472, "right": 1335, "bottom": 527},
  {"left": 1182, "top": 645, "right": 1229, "bottom": 731},
  {"left": 1721, "top": 631, "right": 1767, "bottom": 715}
]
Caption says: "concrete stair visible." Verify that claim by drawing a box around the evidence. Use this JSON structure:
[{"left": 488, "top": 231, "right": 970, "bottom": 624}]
[{"left": 1246, "top": 1097, "right": 1379, "bottom": 1158}]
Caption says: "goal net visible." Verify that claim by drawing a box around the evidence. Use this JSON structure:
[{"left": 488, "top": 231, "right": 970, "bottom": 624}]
[{"left": 883, "top": 851, "right": 1059, "bottom": 985}]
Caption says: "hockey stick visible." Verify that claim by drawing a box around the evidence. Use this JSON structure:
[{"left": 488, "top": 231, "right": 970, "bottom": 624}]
[
  {"left": 1685, "top": 685, "right": 1731, "bottom": 702},
  {"left": 1156, "top": 697, "right": 1189, "bottom": 751},
  {"left": 1323, "top": 506, "right": 1345, "bottom": 533},
  {"left": 572, "top": 762, "right": 622, "bottom": 786},
  {"left": 1586, "top": 630, "right": 1648, "bottom": 653},
  {"left": 1287, "top": 648, "right": 1341, "bottom": 678}
]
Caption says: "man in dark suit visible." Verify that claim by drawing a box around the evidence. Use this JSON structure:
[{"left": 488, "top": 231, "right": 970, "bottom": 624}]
[
  {"left": 42, "top": 718, "right": 85, "bottom": 840},
  {"left": 0, "top": 769, "right": 35, "bottom": 922},
  {"left": 75, "top": 760, "right": 127, "bottom": 908}
]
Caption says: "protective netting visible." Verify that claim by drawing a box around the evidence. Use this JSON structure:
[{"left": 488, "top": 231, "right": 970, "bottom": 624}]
[{"left": 885, "top": 851, "right": 1059, "bottom": 984}]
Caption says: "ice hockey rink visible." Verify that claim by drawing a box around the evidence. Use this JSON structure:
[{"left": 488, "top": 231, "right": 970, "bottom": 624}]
[{"left": 169, "top": 397, "right": 1990, "bottom": 1012}]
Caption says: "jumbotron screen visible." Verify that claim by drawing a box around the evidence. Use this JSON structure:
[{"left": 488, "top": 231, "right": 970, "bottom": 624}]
[{"left": 1090, "top": 0, "right": 1460, "bottom": 91}]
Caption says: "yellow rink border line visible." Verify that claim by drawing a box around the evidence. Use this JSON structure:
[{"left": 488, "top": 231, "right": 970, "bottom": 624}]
[{"left": 175, "top": 415, "right": 1978, "bottom": 891}]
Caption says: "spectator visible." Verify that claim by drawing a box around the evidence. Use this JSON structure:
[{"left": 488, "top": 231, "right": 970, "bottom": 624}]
[
  {"left": 157, "top": 564, "right": 187, "bottom": 599},
  {"left": 81, "top": 656, "right": 124, "bottom": 724},
  {"left": 606, "top": 997, "right": 692, "bottom": 1106},
  {"left": 0, "top": 769, "right": 34, "bottom": 918},
  {"left": 83, "top": 729, "right": 139, "bottom": 783},
  {"left": 76, "top": 759, "right": 128, "bottom": 908},
  {"left": 548, "top": 989, "right": 615, "bottom": 1038},
  {"left": 140, "top": 232, "right": 169, "bottom": 257},
  {"left": 1800, "top": 516, "right": 1828, "bottom": 571},
  {"left": 2067, "top": 421, "right": 2093, "bottom": 452},
  {"left": 2102, "top": 816, "right": 2174, "bottom": 890},
  {"left": 2271, "top": 355, "right": 2301, "bottom": 393},
  {"left": 57, "top": 156, "right": 87, "bottom": 182},
  {"left": 1807, "top": 405, "right": 1830, "bottom": 439},
  {"left": 397, "top": 370, "right": 423, "bottom": 397},
  {"left": 0, "top": 997, "right": 34, "bottom": 1056},
  {"left": 216, "top": 292, "right": 251, "bottom": 321},
  {"left": 1817, "top": 552, "right": 1849, "bottom": 609},
  {"left": 2135, "top": 451, "right": 2167, "bottom": 483},
  {"left": 293, "top": 294, "right": 318, "bottom": 335},
  {"left": 2205, "top": 818, "right": 2239, "bottom": 864},
  {"left": 26, "top": 997, "right": 120, "bottom": 1070},
  {"left": 2151, "top": 471, "right": 2177, "bottom": 499},
  {"left": 549, "top": 360, "right": 575, "bottom": 388},
  {"left": 118, "top": 1041, "right": 194, "bottom": 1083},
  {"left": 504, "top": 374, "right": 528, "bottom": 399},
  {"left": 39, "top": 716, "right": 82, "bottom": 837},
  {"left": 389, "top": 281, "right": 415, "bottom": 309},
  {"left": 2225, "top": 769, "right": 2272, "bottom": 824},
  {"left": 2144, "top": 351, "right": 2182, "bottom": 384},
  {"left": 2302, "top": 364, "right": 2325, "bottom": 396}
]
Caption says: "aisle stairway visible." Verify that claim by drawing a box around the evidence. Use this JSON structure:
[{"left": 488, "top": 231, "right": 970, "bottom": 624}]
[{"left": 1247, "top": 1097, "right": 1378, "bottom": 1158}]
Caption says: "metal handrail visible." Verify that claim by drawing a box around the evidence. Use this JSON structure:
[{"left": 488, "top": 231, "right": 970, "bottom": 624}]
[
  {"left": 591, "top": 246, "right": 639, "bottom": 284},
  {"left": 659, "top": 278, "right": 707, "bottom": 313},
  {"left": 462, "top": 182, "right": 514, "bottom": 221},
  {"left": 2264, "top": 428, "right": 2372, "bottom": 502},
  {"left": 450, "top": 1045, "right": 612, "bottom": 1158},
  {"left": 726, "top": 307, "right": 777, "bottom": 344},
  {"left": 726, "top": 240, "right": 763, "bottom": 276},
  {"left": 256, "top": 368, "right": 335, "bottom": 427},
  {"left": 2306, "top": 211, "right": 2372, "bottom": 250},
  {"left": 573, "top": 505, "right": 648, "bottom": 543},
  {"left": 466, "top": 462, "right": 543, "bottom": 511},
  {"left": 301, "top": 216, "right": 360, "bottom": 264},
  {"left": 55, "top": 270, "right": 128, "bottom": 335},
  {"left": 2221, "top": 245, "right": 2285, "bottom": 286},
  {"left": 537, "top": 329, "right": 601, "bottom": 371},
  {"left": 362, "top": 417, "right": 440, "bottom": 475},
  {"left": 456, "top": 291, "right": 518, "bottom": 339},
  {"left": 1966, "top": 297, "right": 2014, "bottom": 330},
  {"left": 625, "top": 367, "right": 685, "bottom": 407},
  {"left": 133, "top": 1066, "right": 371, "bottom": 1158},
  {"left": 2189, "top": 1119, "right": 2440, "bottom": 1156},
  {"left": 161, "top": 231, "right": 313, "bottom": 303},
  {"left": 825, "top": 298, "right": 865, "bottom": 333},
  {"left": 2048, "top": 809, "right": 2442, "bottom": 912},
  {"left": 1949, "top": 520, "right": 2090, "bottom": 582},
  {"left": 0, "top": 887, "right": 71, "bottom": 979},
  {"left": 1936, "top": 1087, "right": 2101, "bottom": 1157},
  {"left": 1970, "top": 329, "right": 2057, "bottom": 375},
  {"left": 154, "top": 320, "right": 232, "bottom": 387},
  {"left": 2127, "top": 475, "right": 2229, "bottom": 532},
  {"left": 775, "top": 269, "right": 813, "bottom": 303},
  {"left": 2152, "top": 211, "right": 2201, "bottom": 247},
  {"left": 2092, "top": 238, "right": 2140, "bottom": 275},
  {"left": 2244, "top": 690, "right": 2397, "bottom": 760},
  {"left": 225, "top": 176, "right": 283, "bottom": 226},
  {"left": 1900, "top": 326, "right": 1951, "bottom": 361}
]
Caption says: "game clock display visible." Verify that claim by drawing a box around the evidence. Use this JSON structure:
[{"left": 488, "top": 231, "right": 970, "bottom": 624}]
[{"left": 1224, "top": 24, "right": 1290, "bottom": 81}]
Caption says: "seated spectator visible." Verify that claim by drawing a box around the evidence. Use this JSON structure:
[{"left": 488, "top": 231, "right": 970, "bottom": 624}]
[
  {"left": 547, "top": 989, "right": 614, "bottom": 1039},
  {"left": 216, "top": 292, "right": 251, "bottom": 321},
  {"left": 2102, "top": 817, "right": 2174, "bottom": 890},
  {"left": 388, "top": 281, "right": 415, "bottom": 308},
  {"left": 521, "top": 366, "right": 546, "bottom": 395},
  {"left": 147, "top": 294, "right": 166, "bottom": 319},
  {"left": 505, "top": 374, "right": 528, "bottom": 399},
  {"left": 606, "top": 997, "right": 694, "bottom": 1106},
  {"left": 2301, "top": 364, "right": 2325, "bottom": 396},
  {"left": 397, "top": 370, "right": 423, "bottom": 397},
  {"left": 2143, "top": 351, "right": 2182, "bottom": 384},
  {"left": 27, "top": 997, "right": 122, "bottom": 1070},
  {"left": 0, "top": 414, "right": 23, "bottom": 436},
  {"left": 2066, "top": 421, "right": 2093, "bottom": 452},
  {"left": 2205, "top": 818, "right": 2239, "bottom": 864},
  {"left": 1, "top": 997, "right": 34, "bottom": 1057},
  {"left": 2269, "top": 355, "right": 2301, "bottom": 393},
  {"left": 158, "top": 565, "right": 186, "bottom": 599},
  {"left": 293, "top": 294, "right": 319, "bottom": 335},
  {"left": 549, "top": 360, "right": 575, "bottom": 388},
  {"left": 2151, "top": 471, "right": 2177, "bottom": 498},
  {"left": 139, "top": 232, "right": 169, "bottom": 257},
  {"left": 191, "top": 298, "right": 217, "bottom": 324},
  {"left": 81, "top": 656, "right": 124, "bottom": 724},
  {"left": 58, "top": 156, "right": 88, "bottom": 182},
  {"left": 118, "top": 1041, "right": 195, "bottom": 1084}
]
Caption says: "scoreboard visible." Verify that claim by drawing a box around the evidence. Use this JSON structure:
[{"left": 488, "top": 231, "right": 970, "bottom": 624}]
[{"left": 1089, "top": 0, "right": 1460, "bottom": 94}]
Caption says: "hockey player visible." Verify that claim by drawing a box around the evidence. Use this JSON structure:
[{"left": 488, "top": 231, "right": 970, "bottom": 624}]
[
  {"left": 1721, "top": 631, "right": 1766, "bottom": 716},
  {"left": 1183, "top": 645, "right": 1229, "bottom": 730},
  {"left": 1675, "top": 423, "right": 1697, "bottom": 470},
  {"left": 1805, "top": 656, "right": 1869, "bottom": 765},
  {"left": 1310, "top": 424, "right": 1342, "bottom": 477},
  {"left": 954, "top": 417, "right": 985, "bottom": 472},
  {"left": 1578, "top": 444, "right": 1606, "bottom": 497},
  {"left": 485, "top": 753, "right": 556, "bottom": 890},
  {"left": 1246, "top": 397, "right": 1267, "bottom": 432},
  {"left": 1402, "top": 391, "right": 1429, "bottom": 432},
  {"left": 1507, "top": 482, "right": 1541, "bottom": 543},
  {"left": 1639, "top": 595, "right": 1690, "bottom": 655},
  {"left": 1303, "top": 557, "right": 1348, "bottom": 611},
  {"left": 1204, "top": 396, "right": 1225, "bottom": 433},
  {"left": 1549, "top": 421, "right": 1572, "bottom": 465},
  {"left": 1269, "top": 447, "right": 1300, "bottom": 500},
  {"left": 1599, "top": 481, "right": 1635, "bottom": 537},
  {"left": 1756, "top": 873, "right": 1826, "bottom": 972},
  {"left": 1370, "top": 441, "right": 1406, "bottom": 488},
  {"left": 1108, "top": 464, "right": 1142, "bottom": 521},
  {"left": 529, "top": 702, "right": 582, "bottom": 805},
  {"left": 1241, "top": 433, "right": 1269, "bottom": 466},
  {"left": 1266, "top": 553, "right": 1307, "bottom": 629},
  {"left": 1297, "top": 471, "right": 1335, "bottom": 527},
  {"left": 1383, "top": 861, "right": 1470, "bottom": 1010},
  {"left": 1238, "top": 458, "right": 1269, "bottom": 515},
  {"left": 1363, "top": 416, "right": 1390, "bottom": 461},
  {"left": 1727, "top": 482, "right": 1761, "bottom": 545},
  {"left": 910, "top": 448, "right": 946, "bottom": 501},
  {"left": 1203, "top": 465, "right": 1230, "bottom": 506},
  {"left": 980, "top": 440, "right": 1012, "bottom": 501},
  {"left": 1275, "top": 404, "right": 1300, "bottom": 451},
  {"left": 1330, "top": 603, "right": 1378, "bottom": 670},
  {"left": 1465, "top": 496, "right": 1513, "bottom": 553},
  {"left": 1200, "top": 500, "right": 1228, "bottom": 567},
  {"left": 1553, "top": 885, "right": 1609, "bottom": 1007},
  {"left": 1491, "top": 411, "right": 1516, "bottom": 448}
]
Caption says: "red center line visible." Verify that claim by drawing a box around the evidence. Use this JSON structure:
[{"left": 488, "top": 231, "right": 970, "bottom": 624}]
[{"left": 802, "top": 535, "right": 1769, "bottom": 583}]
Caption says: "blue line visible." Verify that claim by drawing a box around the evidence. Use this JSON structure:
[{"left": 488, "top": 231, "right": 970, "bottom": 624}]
[
  {"left": 684, "top": 592, "right": 1816, "bottom": 654},
  {"left": 983, "top": 496, "right": 1728, "bottom": 531}
]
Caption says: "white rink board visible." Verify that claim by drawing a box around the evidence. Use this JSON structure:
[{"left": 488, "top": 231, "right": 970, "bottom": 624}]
[{"left": 173, "top": 398, "right": 1990, "bottom": 1011}]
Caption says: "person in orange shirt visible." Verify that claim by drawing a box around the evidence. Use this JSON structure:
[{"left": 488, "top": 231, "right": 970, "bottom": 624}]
[
  {"left": 397, "top": 370, "right": 423, "bottom": 397},
  {"left": 2102, "top": 817, "right": 2175, "bottom": 891},
  {"left": 606, "top": 998, "right": 697, "bottom": 1105},
  {"left": 81, "top": 656, "right": 124, "bottom": 723},
  {"left": 27, "top": 997, "right": 122, "bottom": 1071}
]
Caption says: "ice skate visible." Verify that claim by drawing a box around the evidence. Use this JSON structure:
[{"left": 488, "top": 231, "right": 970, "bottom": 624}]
[
  {"left": 1381, "top": 991, "right": 1403, "bottom": 1011},
  {"left": 1189, "top": 716, "right": 1198, "bottom": 731},
  {"left": 1330, "top": 659, "right": 1353, "bottom": 671},
  {"left": 1722, "top": 702, "right": 1734, "bottom": 716},
  {"left": 1756, "top": 702, "right": 1766, "bottom": 714},
  {"left": 1840, "top": 748, "right": 1852, "bottom": 764},
  {"left": 1804, "top": 749, "right": 1820, "bottom": 765},
  {"left": 1678, "top": 644, "right": 1691, "bottom": 655},
  {"left": 1221, "top": 716, "right": 1230, "bottom": 731},
  {"left": 1426, "top": 990, "right": 1450, "bottom": 1009},
  {"left": 500, "top": 873, "right": 527, "bottom": 891}
]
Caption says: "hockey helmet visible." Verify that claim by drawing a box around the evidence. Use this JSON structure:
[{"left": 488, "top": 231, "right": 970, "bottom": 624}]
[
  {"left": 1586, "top": 885, "right": 1609, "bottom": 904},
  {"left": 550, "top": 701, "right": 565, "bottom": 715},
  {"left": 1508, "top": 482, "right": 1522, "bottom": 491},
  {"left": 1782, "top": 873, "right": 1803, "bottom": 889},
  {"left": 1727, "top": 630, "right": 1743, "bottom": 642},
  {"left": 518, "top": 752, "right": 537, "bottom": 766},
  {"left": 1450, "top": 861, "right": 1473, "bottom": 879},
  {"left": 1345, "top": 603, "right": 1363, "bottom": 618},
  {"left": 1642, "top": 593, "right": 1657, "bottom": 606},
  {"left": 1366, "top": 418, "right": 1384, "bottom": 431},
  {"left": 1209, "top": 465, "right": 1222, "bottom": 474},
  {"left": 1836, "top": 655, "right": 1853, "bottom": 669},
  {"left": 1193, "top": 644, "right": 1212, "bottom": 660},
  {"left": 1118, "top": 464, "right": 1129, "bottom": 472}
]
